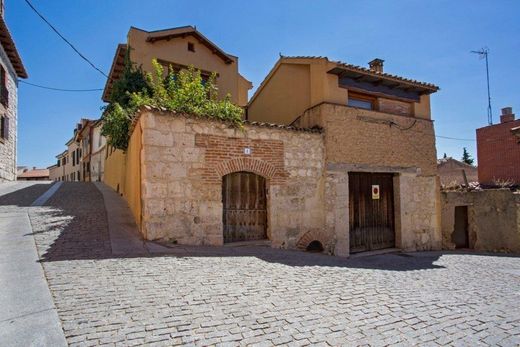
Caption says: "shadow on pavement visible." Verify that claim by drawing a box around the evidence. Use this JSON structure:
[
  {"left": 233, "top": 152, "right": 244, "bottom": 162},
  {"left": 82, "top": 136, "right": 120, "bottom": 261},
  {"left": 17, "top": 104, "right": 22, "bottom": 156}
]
[
  {"left": 0, "top": 183, "right": 53, "bottom": 207},
  {"left": 28, "top": 183, "right": 520, "bottom": 271}
]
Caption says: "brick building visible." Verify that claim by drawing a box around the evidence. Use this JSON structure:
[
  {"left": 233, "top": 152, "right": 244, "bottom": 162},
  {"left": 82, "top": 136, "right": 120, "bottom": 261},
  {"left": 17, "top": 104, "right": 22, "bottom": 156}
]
[
  {"left": 476, "top": 107, "right": 520, "bottom": 186},
  {"left": 0, "top": 6, "right": 27, "bottom": 181}
]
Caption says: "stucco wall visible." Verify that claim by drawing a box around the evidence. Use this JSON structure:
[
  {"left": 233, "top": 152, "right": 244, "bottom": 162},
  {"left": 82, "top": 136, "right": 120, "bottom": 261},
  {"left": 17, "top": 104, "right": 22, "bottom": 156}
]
[
  {"left": 0, "top": 43, "right": 18, "bottom": 181},
  {"left": 104, "top": 147, "right": 126, "bottom": 194},
  {"left": 138, "top": 110, "right": 326, "bottom": 248},
  {"left": 128, "top": 28, "right": 249, "bottom": 107},
  {"left": 125, "top": 120, "right": 142, "bottom": 228},
  {"left": 247, "top": 63, "right": 311, "bottom": 124},
  {"left": 247, "top": 57, "right": 432, "bottom": 127},
  {"left": 441, "top": 190, "right": 520, "bottom": 253}
]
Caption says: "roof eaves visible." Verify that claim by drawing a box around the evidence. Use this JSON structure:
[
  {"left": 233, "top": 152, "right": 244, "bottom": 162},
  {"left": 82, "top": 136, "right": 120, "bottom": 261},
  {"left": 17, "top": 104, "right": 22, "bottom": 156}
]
[
  {"left": 331, "top": 60, "right": 439, "bottom": 92},
  {"left": 102, "top": 44, "right": 127, "bottom": 103},
  {"left": 0, "top": 17, "right": 27, "bottom": 78}
]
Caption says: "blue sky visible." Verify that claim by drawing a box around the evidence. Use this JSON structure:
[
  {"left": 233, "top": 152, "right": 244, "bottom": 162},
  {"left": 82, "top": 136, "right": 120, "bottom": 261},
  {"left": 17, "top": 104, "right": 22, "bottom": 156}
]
[{"left": 9, "top": 0, "right": 520, "bottom": 168}]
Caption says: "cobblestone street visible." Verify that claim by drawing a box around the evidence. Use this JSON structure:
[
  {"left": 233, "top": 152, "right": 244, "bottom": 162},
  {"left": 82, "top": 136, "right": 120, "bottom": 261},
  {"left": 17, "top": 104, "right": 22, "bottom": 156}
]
[{"left": 1, "top": 182, "right": 520, "bottom": 346}]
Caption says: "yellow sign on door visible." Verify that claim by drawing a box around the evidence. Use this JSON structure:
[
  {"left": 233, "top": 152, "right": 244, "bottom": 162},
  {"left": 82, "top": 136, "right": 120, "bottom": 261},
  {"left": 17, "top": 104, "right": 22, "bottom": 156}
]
[{"left": 372, "top": 185, "right": 380, "bottom": 200}]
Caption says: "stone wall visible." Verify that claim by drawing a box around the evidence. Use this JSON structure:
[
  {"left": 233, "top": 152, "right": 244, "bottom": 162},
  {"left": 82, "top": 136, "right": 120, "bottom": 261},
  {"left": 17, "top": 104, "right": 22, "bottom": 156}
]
[
  {"left": 441, "top": 189, "right": 520, "bottom": 253},
  {"left": 127, "top": 105, "right": 443, "bottom": 256},
  {"left": 0, "top": 43, "right": 18, "bottom": 182},
  {"left": 296, "top": 103, "right": 442, "bottom": 253},
  {"left": 139, "top": 110, "right": 326, "bottom": 248},
  {"left": 296, "top": 103, "right": 438, "bottom": 176}
]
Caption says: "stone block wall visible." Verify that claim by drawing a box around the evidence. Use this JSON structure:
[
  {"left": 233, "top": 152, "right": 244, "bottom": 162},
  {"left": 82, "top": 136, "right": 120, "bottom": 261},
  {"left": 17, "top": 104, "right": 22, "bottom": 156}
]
[
  {"left": 139, "top": 110, "right": 326, "bottom": 247},
  {"left": 0, "top": 44, "right": 18, "bottom": 182},
  {"left": 441, "top": 189, "right": 520, "bottom": 253}
]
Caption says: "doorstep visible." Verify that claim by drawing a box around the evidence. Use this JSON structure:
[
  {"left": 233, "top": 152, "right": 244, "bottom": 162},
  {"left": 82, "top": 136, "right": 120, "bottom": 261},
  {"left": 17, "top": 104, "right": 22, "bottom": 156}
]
[
  {"left": 349, "top": 248, "right": 401, "bottom": 258},
  {"left": 223, "top": 240, "right": 271, "bottom": 247}
]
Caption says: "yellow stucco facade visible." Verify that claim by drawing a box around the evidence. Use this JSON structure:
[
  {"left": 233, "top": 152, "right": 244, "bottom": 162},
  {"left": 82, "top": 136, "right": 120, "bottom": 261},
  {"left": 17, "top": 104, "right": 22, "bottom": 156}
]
[
  {"left": 103, "top": 120, "right": 142, "bottom": 229},
  {"left": 247, "top": 57, "right": 433, "bottom": 125},
  {"left": 103, "top": 26, "right": 252, "bottom": 107}
]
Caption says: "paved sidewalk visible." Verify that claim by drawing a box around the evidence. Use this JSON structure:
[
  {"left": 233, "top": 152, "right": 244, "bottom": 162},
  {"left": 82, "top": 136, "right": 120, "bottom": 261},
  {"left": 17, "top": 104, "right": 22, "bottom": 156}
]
[
  {"left": 94, "top": 182, "right": 150, "bottom": 256},
  {"left": 3, "top": 182, "right": 520, "bottom": 346},
  {"left": 0, "top": 183, "right": 67, "bottom": 347}
]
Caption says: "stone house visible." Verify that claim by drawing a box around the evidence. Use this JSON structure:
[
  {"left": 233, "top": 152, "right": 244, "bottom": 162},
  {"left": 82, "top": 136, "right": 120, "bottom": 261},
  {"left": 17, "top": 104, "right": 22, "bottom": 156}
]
[
  {"left": 106, "top": 54, "right": 442, "bottom": 257},
  {"left": 476, "top": 107, "right": 520, "bottom": 186},
  {"left": 437, "top": 157, "right": 478, "bottom": 186},
  {"left": 0, "top": 8, "right": 28, "bottom": 181},
  {"left": 245, "top": 56, "right": 442, "bottom": 255}
]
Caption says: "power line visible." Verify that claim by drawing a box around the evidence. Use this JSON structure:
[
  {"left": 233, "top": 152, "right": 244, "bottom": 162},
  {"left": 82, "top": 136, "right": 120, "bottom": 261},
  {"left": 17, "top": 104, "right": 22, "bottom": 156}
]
[
  {"left": 24, "top": 0, "right": 109, "bottom": 79},
  {"left": 435, "top": 134, "right": 475, "bottom": 142},
  {"left": 18, "top": 80, "right": 103, "bottom": 92}
]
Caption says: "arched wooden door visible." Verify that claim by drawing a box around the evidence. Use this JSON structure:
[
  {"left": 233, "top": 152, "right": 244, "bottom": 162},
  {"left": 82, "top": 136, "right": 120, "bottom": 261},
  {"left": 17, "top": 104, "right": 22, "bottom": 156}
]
[{"left": 222, "top": 172, "right": 267, "bottom": 243}]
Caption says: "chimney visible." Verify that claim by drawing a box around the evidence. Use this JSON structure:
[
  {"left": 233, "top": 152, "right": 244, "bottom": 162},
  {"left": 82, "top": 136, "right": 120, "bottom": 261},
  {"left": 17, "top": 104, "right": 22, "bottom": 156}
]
[
  {"left": 368, "top": 58, "right": 384, "bottom": 73},
  {"left": 500, "top": 107, "right": 515, "bottom": 123}
]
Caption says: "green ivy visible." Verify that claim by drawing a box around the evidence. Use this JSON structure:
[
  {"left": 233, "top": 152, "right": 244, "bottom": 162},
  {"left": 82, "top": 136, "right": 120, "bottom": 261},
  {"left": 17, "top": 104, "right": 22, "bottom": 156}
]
[{"left": 101, "top": 58, "right": 243, "bottom": 150}]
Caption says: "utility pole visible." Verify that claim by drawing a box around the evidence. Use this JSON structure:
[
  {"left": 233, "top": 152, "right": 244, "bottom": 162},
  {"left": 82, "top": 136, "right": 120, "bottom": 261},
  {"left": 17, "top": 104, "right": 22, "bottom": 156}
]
[{"left": 471, "top": 48, "right": 492, "bottom": 125}]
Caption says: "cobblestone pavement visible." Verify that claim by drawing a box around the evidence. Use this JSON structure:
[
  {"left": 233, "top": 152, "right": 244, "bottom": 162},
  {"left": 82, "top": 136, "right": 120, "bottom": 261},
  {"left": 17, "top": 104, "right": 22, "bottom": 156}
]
[{"left": 5, "top": 183, "right": 520, "bottom": 346}]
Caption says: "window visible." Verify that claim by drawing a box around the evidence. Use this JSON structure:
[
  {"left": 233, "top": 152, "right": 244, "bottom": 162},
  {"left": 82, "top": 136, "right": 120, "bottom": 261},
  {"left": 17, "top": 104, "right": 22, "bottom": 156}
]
[
  {"left": 72, "top": 151, "right": 76, "bottom": 166},
  {"left": 0, "top": 115, "right": 8, "bottom": 141},
  {"left": 187, "top": 42, "right": 195, "bottom": 52},
  {"left": 0, "top": 66, "right": 8, "bottom": 107},
  {"left": 348, "top": 92, "right": 376, "bottom": 110}
]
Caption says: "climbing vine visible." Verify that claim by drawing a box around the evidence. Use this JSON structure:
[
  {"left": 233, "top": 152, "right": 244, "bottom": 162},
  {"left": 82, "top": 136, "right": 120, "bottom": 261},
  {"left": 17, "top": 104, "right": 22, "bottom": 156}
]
[{"left": 102, "top": 57, "right": 243, "bottom": 150}]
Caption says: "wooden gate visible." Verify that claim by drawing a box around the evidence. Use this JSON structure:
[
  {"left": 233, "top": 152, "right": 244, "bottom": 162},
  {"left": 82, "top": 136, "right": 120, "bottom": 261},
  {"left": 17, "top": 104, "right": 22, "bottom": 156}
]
[
  {"left": 349, "top": 172, "right": 395, "bottom": 253},
  {"left": 222, "top": 172, "right": 267, "bottom": 243}
]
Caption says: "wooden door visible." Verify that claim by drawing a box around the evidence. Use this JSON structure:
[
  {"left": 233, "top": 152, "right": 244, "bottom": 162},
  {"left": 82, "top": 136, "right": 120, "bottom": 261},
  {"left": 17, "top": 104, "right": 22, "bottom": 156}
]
[
  {"left": 222, "top": 172, "right": 267, "bottom": 243},
  {"left": 349, "top": 172, "right": 395, "bottom": 252},
  {"left": 452, "top": 206, "right": 469, "bottom": 248}
]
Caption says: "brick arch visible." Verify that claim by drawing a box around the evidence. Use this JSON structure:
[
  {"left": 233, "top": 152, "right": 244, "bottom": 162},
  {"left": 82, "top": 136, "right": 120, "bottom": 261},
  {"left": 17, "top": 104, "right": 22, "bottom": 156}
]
[
  {"left": 297, "top": 230, "right": 329, "bottom": 251},
  {"left": 216, "top": 158, "right": 277, "bottom": 179}
]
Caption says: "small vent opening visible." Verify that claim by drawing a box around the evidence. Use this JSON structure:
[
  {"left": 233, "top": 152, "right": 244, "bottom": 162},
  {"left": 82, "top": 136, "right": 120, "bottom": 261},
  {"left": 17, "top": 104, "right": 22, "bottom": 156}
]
[{"left": 306, "top": 240, "right": 324, "bottom": 253}]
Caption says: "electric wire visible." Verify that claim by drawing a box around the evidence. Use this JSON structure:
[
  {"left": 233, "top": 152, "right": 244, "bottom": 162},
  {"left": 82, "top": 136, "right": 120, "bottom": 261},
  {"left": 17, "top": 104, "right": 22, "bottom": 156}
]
[
  {"left": 18, "top": 80, "right": 103, "bottom": 92},
  {"left": 24, "top": 0, "right": 109, "bottom": 79}
]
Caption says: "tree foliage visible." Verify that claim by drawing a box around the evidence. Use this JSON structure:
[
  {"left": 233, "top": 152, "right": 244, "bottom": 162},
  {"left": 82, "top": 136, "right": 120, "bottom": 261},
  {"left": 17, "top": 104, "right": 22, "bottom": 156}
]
[
  {"left": 102, "top": 58, "right": 244, "bottom": 150},
  {"left": 461, "top": 147, "right": 474, "bottom": 165}
]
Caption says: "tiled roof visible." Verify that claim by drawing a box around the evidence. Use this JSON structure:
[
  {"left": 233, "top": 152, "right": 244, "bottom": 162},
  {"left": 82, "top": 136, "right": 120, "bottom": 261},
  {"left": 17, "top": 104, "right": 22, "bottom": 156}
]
[
  {"left": 0, "top": 17, "right": 27, "bottom": 78},
  {"left": 102, "top": 44, "right": 127, "bottom": 102},
  {"left": 136, "top": 105, "right": 322, "bottom": 134},
  {"left": 280, "top": 55, "right": 439, "bottom": 91},
  {"left": 437, "top": 157, "right": 475, "bottom": 168},
  {"left": 17, "top": 168, "right": 49, "bottom": 179}
]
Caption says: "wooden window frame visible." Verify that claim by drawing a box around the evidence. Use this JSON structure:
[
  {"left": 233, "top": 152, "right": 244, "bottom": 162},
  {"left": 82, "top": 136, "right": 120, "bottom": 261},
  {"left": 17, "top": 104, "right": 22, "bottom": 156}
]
[
  {"left": 156, "top": 59, "right": 218, "bottom": 79},
  {"left": 348, "top": 91, "right": 377, "bottom": 111}
]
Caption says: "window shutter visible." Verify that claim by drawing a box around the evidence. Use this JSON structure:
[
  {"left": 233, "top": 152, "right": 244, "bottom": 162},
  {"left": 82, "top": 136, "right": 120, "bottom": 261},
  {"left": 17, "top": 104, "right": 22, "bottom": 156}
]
[
  {"left": 0, "top": 67, "right": 7, "bottom": 107},
  {"left": 4, "top": 116, "right": 8, "bottom": 139}
]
